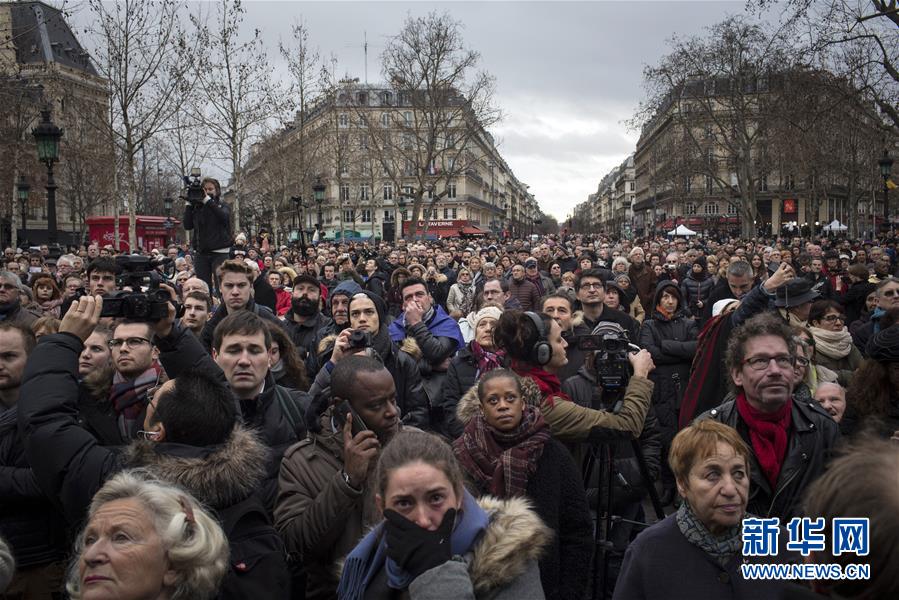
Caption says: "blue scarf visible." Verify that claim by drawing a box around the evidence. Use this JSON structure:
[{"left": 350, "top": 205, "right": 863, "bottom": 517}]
[
  {"left": 871, "top": 307, "right": 886, "bottom": 334},
  {"left": 388, "top": 304, "right": 465, "bottom": 351},
  {"left": 337, "top": 490, "right": 489, "bottom": 600}
]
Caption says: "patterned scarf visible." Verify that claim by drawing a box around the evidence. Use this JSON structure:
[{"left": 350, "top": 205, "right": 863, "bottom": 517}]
[
  {"left": 453, "top": 405, "right": 551, "bottom": 497},
  {"left": 675, "top": 501, "right": 741, "bottom": 567},
  {"left": 735, "top": 393, "right": 792, "bottom": 487},
  {"left": 511, "top": 360, "right": 571, "bottom": 407},
  {"left": 469, "top": 341, "right": 505, "bottom": 376},
  {"left": 109, "top": 363, "right": 163, "bottom": 423},
  {"left": 456, "top": 281, "right": 476, "bottom": 315}
]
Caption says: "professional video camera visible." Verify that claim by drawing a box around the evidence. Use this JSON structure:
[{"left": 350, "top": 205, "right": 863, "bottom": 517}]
[
  {"left": 574, "top": 322, "right": 640, "bottom": 393},
  {"left": 182, "top": 167, "right": 205, "bottom": 207},
  {"left": 99, "top": 255, "right": 176, "bottom": 321}
]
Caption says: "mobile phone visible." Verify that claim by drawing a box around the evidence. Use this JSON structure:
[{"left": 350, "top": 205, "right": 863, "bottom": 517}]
[{"left": 333, "top": 399, "right": 369, "bottom": 436}]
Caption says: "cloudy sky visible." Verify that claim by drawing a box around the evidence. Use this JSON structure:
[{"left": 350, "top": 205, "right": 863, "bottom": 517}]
[{"left": 76, "top": 1, "right": 767, "bottom": 220}]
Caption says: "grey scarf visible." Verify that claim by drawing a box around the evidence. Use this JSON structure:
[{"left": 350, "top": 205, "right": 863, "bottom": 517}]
[{"left": 675, "top": 501, "right": 741, "bottom": 567}]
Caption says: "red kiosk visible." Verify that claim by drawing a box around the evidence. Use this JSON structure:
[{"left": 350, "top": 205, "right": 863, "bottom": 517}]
[{"left": 86, "top": 216, "right": 180, "bottom": 251}]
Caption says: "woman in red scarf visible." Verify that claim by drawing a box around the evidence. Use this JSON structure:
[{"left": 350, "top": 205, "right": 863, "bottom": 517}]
[
  {"left": 492, "top": 310, "right": 656, "bottom": 443},
  {"left": 453, "top": 369, "right": 591, "bottom": 600}
]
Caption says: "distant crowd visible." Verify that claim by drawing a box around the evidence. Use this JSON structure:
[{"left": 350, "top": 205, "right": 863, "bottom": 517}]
[{"left": 1, "top": 226, "right": 897, "bottom": 600}]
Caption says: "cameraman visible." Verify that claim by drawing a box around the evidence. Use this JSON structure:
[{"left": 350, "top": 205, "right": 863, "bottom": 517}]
[{"left": 183, "top": 177, "right": 232, "bottom": 293}]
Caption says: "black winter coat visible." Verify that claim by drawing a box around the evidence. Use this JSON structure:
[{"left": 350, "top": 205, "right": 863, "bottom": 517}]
[
  {"left": 638, "top": 285, "right": 698, "bottom": 445},
  {"left": 0, "top": 407, "right": 67, "bottom": 569},
  {"left": 680, "top": 272, "right": 715, "bottom": 319},
  {"left": 362, "top": 271, "right": 387, "bottom": 299},
  {"left": 201, "top": 300, "right": 286, "bottom": 353},
  {"left": 840, "top": 280, "right": 875, "bottom": 325},
  {"left": 183, "top": 197, "right": 232, "bottom": 252},
  {"left": 441, "top": 345, "right": 479, "bottom": 438},
  {"left": 562, "top": 366, "right": 663, "bottom": 503},
  {"left": 17, "top": 333, "right": 291, "bottom": 599},
  {"left": 699, "top": 396, "right": 840, "bottom": 521}
]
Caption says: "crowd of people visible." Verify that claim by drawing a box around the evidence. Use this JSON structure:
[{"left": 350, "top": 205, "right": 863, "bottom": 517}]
[{"left": 1, "top": 202, "right": 899, "bottom": 599}]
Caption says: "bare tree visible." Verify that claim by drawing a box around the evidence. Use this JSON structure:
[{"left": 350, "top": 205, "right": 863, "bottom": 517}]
[
  {"left": 191, "top": 0, "right": 289, "bottom": 234},
  {"left": 85, "top": 0, "right": 192, "bottom": 251},
  {"left": 351, "top": 11, "right": 501, "bottom": 239},
  {"left": 634, "top": 17, "right": 796, "bottom": 238},
  {"left": 751, "top": 0, "right": 899, "bottom": 133}
]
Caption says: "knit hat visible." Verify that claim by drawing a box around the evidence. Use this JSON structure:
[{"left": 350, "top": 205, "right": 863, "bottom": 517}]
[
  {"left": 693, "top": 255, "right": 708, "bottom": 270},
  {"left": 349, "top": 290, "right": 387, "bottom": 326},
  {"left": 473, "top": 306, "right": 502, "bottom": 330},
  {"left": 866, "top": 324, "right": 899, "bottom": 363},
  {"left": 331, "top": 279, "right": 362, "bottom": 305}
]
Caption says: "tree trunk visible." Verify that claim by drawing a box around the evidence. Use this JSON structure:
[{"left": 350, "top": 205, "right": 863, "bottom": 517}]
[{"left": 231, "top": 146, "right": 241, "bottom": 234}]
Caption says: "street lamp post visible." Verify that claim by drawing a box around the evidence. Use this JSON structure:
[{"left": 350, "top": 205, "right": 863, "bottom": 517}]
[
  {"left": 16, "top": 175, "right": 30, "bottom": 247},
  {"left": 32, "top": 109, "right": 63, "bottom": 250},
  {"left": 163, "top": 196, "right": 174, "bottom": 244},
  {"left": 312, "top": 179, "right": 326, "bottom": 240},
  {"left": 291, "top": 195, "right": 306, "bottom": 246},
  {"left": 879, "top": 150, "right": 894, "bottom": 233}
]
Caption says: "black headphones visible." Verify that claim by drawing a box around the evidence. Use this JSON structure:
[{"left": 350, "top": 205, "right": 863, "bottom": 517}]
[{"left": 524, "top": 311, "right": 553, "bottom": 366}]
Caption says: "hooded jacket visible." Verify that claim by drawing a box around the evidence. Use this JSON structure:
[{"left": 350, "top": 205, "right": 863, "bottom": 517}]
[
  {"left": 680, "top": 266, "right": 716, "bottom": 319},
  {"left": 18, "top": 333, "right": 291, "bottom": 599},
  {"left": 454, "top": 388, "right": 592, "bottom": 600},
  {"left": 638, "top": 282, "right": 699, "bottom": 444}
]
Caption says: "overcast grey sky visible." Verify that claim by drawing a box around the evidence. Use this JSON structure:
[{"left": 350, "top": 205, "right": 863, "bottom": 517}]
[
  {"left": 77, "top": 1, "right": 759, "bottom": 220},
  {"left": 247, "top": 1, "right": 756, "bottom": 220}
]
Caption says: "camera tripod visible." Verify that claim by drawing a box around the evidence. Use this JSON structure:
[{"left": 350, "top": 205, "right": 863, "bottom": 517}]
[{"left": 582, "top": 422, "right": 666, "bottom": 600}]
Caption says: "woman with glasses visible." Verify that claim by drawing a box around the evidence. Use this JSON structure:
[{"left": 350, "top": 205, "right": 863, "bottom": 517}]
[
  {"left": 807, "top": 300, "right": 862, "bottom": 387},
  {"left": 792, "top": 328, "right": 838, "bottom": 401}
]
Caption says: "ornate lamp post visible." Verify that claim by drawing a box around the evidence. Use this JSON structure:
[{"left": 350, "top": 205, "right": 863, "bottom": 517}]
[
  {"left": 32, "top": 109, "right": 63, "bottom": 249},
  {"left": 16, "top": 175, "right": 30, "bottom": 247},
  {"left": 879, "top": 150, "right": 894, "bottom": 231},
  {"left": 312, "top": 178, "right": 326, "bottom": 238},
  {"left": 291, "top": 195, "right": 307, "bottom": 246}
]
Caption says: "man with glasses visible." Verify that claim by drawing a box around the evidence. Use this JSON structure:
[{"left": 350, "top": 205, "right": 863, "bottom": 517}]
[
  {"left": 854, "top": 276, "right": 899, "bottom": 356},
  {"left": 107, "top": 320, "right": 163, "bottom": 441},
  {"left": 701, "top": 313, "right": 839, "bottom": 520},
  {"left": 573, "top": 268, "right": 639, "bottom": 342}
]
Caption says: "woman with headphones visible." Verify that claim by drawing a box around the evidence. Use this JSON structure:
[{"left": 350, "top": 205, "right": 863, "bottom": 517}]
[{"left": 492, "top": 310, "right": 656, "bottom": 443}]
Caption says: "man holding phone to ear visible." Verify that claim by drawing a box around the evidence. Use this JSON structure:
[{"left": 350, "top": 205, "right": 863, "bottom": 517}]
[{"left": 275, "top": 355, "right": 401, "bottom": 600}]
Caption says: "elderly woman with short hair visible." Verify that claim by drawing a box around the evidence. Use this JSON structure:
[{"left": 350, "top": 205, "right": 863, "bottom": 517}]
[
  {"left": 68, "top": 471, "right": 228, "bottom": 600},
  {"left": 613, "top": 420, "right": 793, "bottom": 600}
]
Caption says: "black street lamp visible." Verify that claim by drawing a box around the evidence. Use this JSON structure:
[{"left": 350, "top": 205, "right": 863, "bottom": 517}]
[
  {"left": 16, "top": 175, "right": 30, "bottom": 246},
  {"left": 312, "top": 178, "right": 326, "bottom": 234},
  {"left": 291, "top": 195, "right": 306, "bottom": 246},
  {"left": 32, "top": 109, "right": 64, "bottom": 249},
  {"left": 163, "top": 197, "right": 174, "bottom": 244},
  {"left": 879, "top": 150, "right": 894, "bottom": 226}
]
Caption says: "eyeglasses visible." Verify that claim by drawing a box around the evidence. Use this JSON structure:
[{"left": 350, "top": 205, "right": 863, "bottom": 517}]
[
  {"left": 108, "top": 337, "right": 151, "bottom": 349},
  {"left": 579, "top": 282, "right": 604, "bottom": 291},
  {"left": 821, "top": 314, "right": 846, "bottom": 323},
  {"left": 743, "top": 355, "right": 795, "bottom": 371}
]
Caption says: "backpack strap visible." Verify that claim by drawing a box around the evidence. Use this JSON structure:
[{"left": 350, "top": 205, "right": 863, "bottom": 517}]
[{"left": 274, "top": 385, "right": 304, "bottom": 437}]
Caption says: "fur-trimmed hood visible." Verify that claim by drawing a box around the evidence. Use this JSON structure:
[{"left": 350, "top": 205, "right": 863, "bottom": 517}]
[
  {"left": 468, "top": 495, "right": 553, "bottom": 595},
  {"left": 316, "top": 333, "right": 422, "bottom": 361},
  {"left": 456, "top": 375, "right": 544, "bottom": 426},
  {"left": 122, "top": 425, "right": 268, "bottom": 510}
]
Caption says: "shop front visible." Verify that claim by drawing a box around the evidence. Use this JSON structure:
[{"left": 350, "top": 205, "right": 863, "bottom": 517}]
[{"left": 86, "top": 216, "right": 180, "bottom": 251}]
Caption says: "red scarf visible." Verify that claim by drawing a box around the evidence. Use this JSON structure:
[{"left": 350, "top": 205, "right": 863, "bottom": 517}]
[
  {"left": 510, "top": 360, "right": 571, "bottom": 407},
  {"left": 453, "top": 405, "right": 551, "bottom": 497},
  {"left": 735, "top": 393, "right": 792, "bottom": 486},
  {"left": 655, "top": 303, "right": 675, "bottom": 321}
]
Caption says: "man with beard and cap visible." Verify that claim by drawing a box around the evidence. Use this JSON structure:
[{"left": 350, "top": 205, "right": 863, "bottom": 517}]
[
  {"left": 0, "top": 272, "right": 40, "bottom": 327},
  {"left": 310, "top": 291, "right": 429, "bottom": 429},
  {"left": 283, "top": 274, "right": 333, "bottom": 366}
]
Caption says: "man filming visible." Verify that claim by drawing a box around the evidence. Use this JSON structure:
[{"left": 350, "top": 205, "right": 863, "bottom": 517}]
[{"left": 183, "top": 176, "right": 232, "bottom": 294}]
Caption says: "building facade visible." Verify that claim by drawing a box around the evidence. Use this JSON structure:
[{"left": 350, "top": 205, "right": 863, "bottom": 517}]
[
  {"left": 0, "top": 0, "right": 113, "bottom": 249},
  {"left": 242, "top": 82, "right": 538, "bottom": 243}
]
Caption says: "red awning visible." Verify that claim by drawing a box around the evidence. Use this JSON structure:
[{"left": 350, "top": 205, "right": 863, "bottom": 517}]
[
  {"left": 460, "top": 226, "right": 488, "bottom": 236},
  {"left": 686, "top": 217, "right": 703, "bottom": 226}
]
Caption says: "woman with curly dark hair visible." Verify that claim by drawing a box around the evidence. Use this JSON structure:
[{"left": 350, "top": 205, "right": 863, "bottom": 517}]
[
  {"left": 842, "top": 312, "right": 899, "bottom": 439},
  {"left": 266, "top": 321, "right": 310, "bottom": 392}
]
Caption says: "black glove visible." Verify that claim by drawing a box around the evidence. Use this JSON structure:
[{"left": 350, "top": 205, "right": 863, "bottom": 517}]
[{"left": 383, "top": 508, "right": 456, "bottom": 578}]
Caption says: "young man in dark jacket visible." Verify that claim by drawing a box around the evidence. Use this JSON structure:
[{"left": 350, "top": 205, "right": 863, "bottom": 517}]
[
  {"left": 18, "top": 297, "right": 292, "bottom": 599},
  {"left": 183, "top": 177, "right": 232, "bottom": 293}
]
